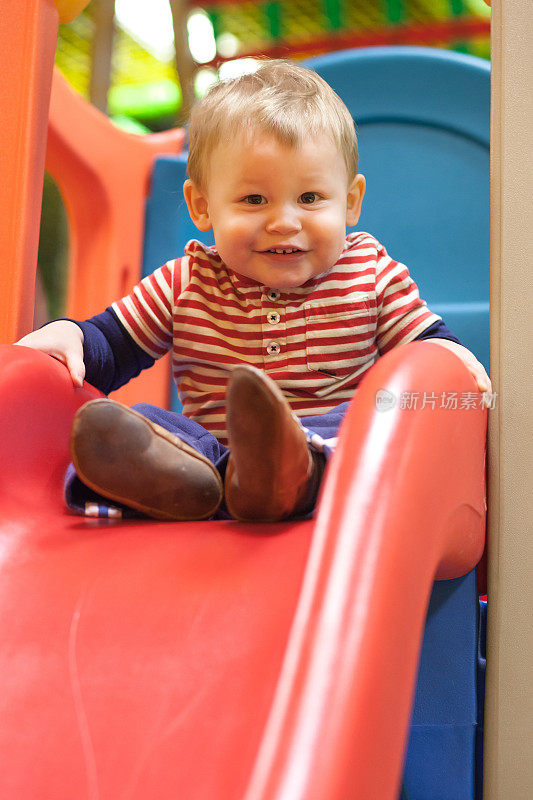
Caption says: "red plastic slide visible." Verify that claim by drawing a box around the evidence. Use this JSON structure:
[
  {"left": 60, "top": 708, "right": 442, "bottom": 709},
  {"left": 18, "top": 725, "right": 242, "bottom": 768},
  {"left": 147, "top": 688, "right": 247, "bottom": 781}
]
[{"left": 0, "top": 342, "right": 486, "bottom": 799}]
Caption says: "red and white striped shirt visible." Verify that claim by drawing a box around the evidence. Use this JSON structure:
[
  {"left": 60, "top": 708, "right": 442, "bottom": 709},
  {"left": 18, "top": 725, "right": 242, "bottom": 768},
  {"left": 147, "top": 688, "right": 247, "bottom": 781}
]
[{"left": 112, "top": 232, "right": 440, "bottom": 443}]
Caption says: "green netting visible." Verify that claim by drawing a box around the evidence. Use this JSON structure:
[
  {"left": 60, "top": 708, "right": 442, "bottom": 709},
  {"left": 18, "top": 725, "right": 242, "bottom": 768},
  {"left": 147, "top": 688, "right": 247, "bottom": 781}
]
[
  {"left": 55, "top": 0, "right": 489, "bottom": 115},
  {"left": 211, "top": 3, "right": 269, "bottom": 52},
  {"left": 404, "top": 0, "right": 457, "bottom": 24},
  {"left": 382, "top": 0, "right": 405, "bottom": 25},
  {"left": 204, "top": 0, "right": 489, "bottom": 58},
  {"left": 343, "top": 0, "right": 389, "bottom": 32},
  {"left": 283, "top": 0, "right": 335, "bottom": 42},
  {"left": 56, "top": 3, "right": 177, "bottom": 100}
]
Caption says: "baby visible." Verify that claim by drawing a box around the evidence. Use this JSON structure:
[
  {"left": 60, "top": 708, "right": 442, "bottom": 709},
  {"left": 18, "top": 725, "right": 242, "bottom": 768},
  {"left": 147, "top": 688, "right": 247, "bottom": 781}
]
[{"left": 16, "top": 60, "right": 491, "bottom": 523}]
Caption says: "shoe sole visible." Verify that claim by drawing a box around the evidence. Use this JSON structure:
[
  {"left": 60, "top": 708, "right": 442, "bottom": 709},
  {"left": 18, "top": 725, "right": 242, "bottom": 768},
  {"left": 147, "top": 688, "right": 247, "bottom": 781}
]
[
  {"left": 225, "top": 366, "right": 311, "bottom": 522},
  {"left": 70, "top": 399, "right": 222, "bottom": 521}
]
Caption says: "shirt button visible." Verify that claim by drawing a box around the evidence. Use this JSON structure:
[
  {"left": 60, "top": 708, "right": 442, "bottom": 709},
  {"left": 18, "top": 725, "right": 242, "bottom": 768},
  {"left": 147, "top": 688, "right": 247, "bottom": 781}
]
[
  {"left": 267, "top": 311, "right": 280, "bottom": 325},
  {"left": 266, "top": 289, "right": 281, "bottom": 301},
  {"left": 266, "top": 341, "right": 281, "bottom": 355}
]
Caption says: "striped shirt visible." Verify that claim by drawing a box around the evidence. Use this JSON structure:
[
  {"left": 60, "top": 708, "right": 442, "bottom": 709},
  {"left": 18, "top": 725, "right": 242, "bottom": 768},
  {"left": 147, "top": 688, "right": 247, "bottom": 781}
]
[{"left": 112, "top": 232, "right": 440, "bottom": 444}]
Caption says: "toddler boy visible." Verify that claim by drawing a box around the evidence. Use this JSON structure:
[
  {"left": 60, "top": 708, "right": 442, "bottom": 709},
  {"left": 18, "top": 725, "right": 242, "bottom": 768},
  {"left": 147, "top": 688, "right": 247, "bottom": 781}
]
[{"left": 16, "top": 60, "right": 491, "bottom": 522}]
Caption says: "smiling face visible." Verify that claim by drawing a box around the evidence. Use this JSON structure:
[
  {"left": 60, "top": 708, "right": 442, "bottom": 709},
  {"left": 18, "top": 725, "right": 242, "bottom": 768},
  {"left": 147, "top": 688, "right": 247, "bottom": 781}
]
[{"left": 184, "top": 131, "right": 365, "bottom": 290}]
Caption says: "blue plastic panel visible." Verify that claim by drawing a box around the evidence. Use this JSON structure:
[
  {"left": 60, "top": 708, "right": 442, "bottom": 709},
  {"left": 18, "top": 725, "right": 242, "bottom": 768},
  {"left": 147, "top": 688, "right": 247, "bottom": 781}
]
[
  {"left": 306, "top": 47, "right": 490, "bottom": 369},
  {"left": 142, "top": 155, "right": 214, "bottom": 412},
  {"left": 142, "top": 153, "right": 214, "bottom": 278},
  {"left": 402, "top": 572, "right": 479, "bottom": 800}
]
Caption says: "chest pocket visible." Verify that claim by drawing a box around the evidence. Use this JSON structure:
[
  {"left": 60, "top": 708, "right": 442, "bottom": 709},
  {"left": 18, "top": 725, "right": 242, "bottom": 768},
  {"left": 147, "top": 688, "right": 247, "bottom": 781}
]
[{"left": 304, "top": 299, "right": 373, "bottom": 375}]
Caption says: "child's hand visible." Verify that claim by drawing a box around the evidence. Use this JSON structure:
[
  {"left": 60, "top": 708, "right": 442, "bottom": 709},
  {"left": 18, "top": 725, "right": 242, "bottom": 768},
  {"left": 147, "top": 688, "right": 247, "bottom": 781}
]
[
  {"left": 14, "top": 320, "right": 86, "bottom": 388},
  {"left": 423, "top": 338, "right": 492, "bottom": 400}
]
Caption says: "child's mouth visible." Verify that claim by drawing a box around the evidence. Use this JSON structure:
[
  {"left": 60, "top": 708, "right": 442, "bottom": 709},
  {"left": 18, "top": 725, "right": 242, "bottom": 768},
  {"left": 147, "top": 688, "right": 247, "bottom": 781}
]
[{"left": 263, "top": 247, "right": 303, "bottom": 255}]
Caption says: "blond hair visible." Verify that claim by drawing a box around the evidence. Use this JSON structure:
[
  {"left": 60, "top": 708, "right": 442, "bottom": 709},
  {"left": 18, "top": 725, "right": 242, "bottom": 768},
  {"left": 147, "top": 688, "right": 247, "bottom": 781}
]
[{"left": 186, "top": 60, "right": 358, "bottom": 190}]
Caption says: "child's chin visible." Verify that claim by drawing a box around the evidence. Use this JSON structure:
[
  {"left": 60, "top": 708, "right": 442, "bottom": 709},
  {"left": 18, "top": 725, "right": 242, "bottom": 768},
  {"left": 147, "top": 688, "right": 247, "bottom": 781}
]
[
  {"left": 276, "top": 279, "right": 306, "bottom": 290},
  {"left": 273, "top": 271, "right": 316, "bottom": 290}
]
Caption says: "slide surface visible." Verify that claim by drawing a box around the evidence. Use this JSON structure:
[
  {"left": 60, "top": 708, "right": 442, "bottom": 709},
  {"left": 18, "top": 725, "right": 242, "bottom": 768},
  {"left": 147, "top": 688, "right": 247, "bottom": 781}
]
[{"left": 0, "top": 343, "right": 486, "bottom": 799}]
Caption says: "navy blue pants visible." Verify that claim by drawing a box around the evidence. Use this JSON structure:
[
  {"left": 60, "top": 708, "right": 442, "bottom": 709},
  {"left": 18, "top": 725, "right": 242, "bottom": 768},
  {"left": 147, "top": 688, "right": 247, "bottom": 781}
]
[{"left": 65, "top": 402, "right": 349, "bottom": 519}]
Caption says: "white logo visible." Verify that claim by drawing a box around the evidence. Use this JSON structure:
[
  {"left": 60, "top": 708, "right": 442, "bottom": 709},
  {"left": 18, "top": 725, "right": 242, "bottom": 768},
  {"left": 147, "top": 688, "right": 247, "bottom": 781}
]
[{"left": 375, "top": 389, "right": 396, "bottom": 412}]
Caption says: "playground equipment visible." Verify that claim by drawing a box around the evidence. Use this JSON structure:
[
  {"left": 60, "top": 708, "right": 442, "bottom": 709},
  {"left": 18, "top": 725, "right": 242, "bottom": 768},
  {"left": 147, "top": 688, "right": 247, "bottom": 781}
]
[
  {"left": 55, "top": 0, "right": 491, "bottom": 119},
  {"left": 0, "top": 340, "right": 486, "bottom": 800},
  {"left": 9, "top": 1, "right": 533, "bottom": 797},
  {"left": 192, "top": 0, "right": 491, "bottom": 67},
  {"left": 45, "top": 69, "right": 185, "bottom": 408}
]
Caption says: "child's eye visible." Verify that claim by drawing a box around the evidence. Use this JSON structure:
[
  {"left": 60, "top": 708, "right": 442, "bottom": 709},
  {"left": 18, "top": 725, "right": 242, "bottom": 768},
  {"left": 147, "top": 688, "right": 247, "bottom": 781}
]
[
  {"left": 299, "top": 192, "right": 318, "bottom": 204},
  {"left": 243, "top": 195, "right": 266, "bottom": 205}
]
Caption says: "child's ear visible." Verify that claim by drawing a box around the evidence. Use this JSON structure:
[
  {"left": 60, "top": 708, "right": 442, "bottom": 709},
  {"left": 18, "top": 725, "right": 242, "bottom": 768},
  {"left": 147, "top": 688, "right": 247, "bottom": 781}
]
[
  {"left": 345, "top": 173, "right": 366, "bottom": 227},
  {"left": 183, "top": 179, "right": 212, "bottom": 232}
]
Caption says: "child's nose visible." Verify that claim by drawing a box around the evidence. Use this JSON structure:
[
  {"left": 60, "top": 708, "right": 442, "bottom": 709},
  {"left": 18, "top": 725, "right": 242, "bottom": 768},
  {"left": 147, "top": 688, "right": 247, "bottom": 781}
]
[{"left": 265, "top": 204, "right": 302, "bottom": 235}]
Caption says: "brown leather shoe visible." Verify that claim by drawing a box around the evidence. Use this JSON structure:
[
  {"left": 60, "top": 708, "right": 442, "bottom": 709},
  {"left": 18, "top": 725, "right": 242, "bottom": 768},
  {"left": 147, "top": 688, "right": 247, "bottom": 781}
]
[
  {"left": 225, "top": 365, "right": 319, "bottom": 522},
  {"left": 70, "top": 399, "right": 223, "bottom": 521}
]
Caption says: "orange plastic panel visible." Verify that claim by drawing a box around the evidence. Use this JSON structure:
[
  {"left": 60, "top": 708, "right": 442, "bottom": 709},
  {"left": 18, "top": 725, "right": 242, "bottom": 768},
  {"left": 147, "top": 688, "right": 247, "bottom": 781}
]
[
  {"left": 46, "top": 70, "right": 186, "bottom": 409},
  {"left": 46, "top": 71, "right": 185, "bottom": 322},
  {"left": 0, "top": 343, "right": 486, "bottom": 799},
  {"left": 54, "top": 0, "right": 91, "bottom": 23},
  {"left": 1, "top": 4, "right": 185, "bottom": 411},
  {"left": 0, "top": 0, "right": 59, "bottom": 343}
]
